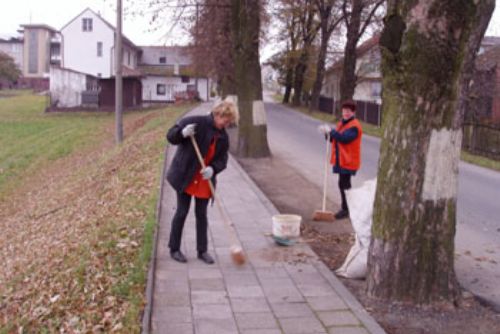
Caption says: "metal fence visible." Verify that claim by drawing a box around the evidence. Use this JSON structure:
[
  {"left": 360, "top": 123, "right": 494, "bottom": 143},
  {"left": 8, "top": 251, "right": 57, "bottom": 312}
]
[
  {"left": 462, "top": 123, "right": 500, "bottom": 160},
  {"left": 318, "top": 96, "right": 382, "bottom": 126}
]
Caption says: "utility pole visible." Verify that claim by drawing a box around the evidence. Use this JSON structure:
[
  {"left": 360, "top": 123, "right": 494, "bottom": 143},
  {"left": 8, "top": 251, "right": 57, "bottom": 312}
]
[
  {"left": 194, "top": 2, "right": 199, "bottom": 99},
  {"left": 115, "top": 0, "right": 124, "bottom": 144}
]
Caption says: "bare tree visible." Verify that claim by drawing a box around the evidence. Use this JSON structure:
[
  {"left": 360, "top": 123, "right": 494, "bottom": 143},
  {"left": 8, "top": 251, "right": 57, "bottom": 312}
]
[
  {"left": 366, "top": 0, "right": 495, "bottom": 304},
  {"left": 338, "top": 0, "right": 384, "bottom": 105},
  {"left": 310, "top": 0, "right": 344, "bottom": 110}
]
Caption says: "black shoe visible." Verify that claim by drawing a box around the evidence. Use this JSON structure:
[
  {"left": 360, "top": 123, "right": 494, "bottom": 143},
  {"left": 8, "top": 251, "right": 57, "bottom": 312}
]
[
  {"left": 334, "top": 209, "right": 349, "bottom": 219},
  {"left": 198, "top": 252, "right": 215, "bottom": 264},
  {"left": 170, "top": 250, "right": 187, "bottom": 263}
]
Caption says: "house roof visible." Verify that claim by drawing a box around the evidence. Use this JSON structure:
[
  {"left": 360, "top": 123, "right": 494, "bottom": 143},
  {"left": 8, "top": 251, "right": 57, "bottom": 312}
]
[
  {"left": 121, "top": 65, "right": 143, "bottom": 77},
  {"left": 0, "top": 37, "right": 23, "bottom": 44},
  {"left": 19, "top": 24, "right": 58, "bottom": 32},
  {"left": 476, "top": 44, "right": 500, "bottom": 71},
  {"left": 60, "top": 7, "right": 141, "bottom": 52},
  {"left": 326, "top": 34, "right": 380, "bottom": 75}
]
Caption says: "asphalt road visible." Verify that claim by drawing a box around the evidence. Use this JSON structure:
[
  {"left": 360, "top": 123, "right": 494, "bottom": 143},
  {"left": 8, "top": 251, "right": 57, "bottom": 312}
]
[{"left": 262, "top": 96, "right": 500, "bottom": 310}]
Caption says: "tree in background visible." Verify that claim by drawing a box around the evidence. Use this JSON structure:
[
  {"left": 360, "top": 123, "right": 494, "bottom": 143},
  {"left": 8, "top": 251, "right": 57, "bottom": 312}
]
[
  {"left": 366, "top": 0, "right": 495, "bottom": 304},
  {"left": 338, "top": 0, "right": 384, "bottom": 105},
  {"left": 310, "top": 0, "right": 344, "bottom": 110},
  {"left": 231, "top": 0, "right": 271, "bottom": 157},
  {"left": 0, "top": 52, "right": 21, "bottom": 85}
]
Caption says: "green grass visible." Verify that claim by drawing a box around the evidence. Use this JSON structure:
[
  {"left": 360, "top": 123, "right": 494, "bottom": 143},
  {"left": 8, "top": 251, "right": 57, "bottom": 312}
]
[
  {"left": 0, "top": 94, "right": 111, "bottom": 195},
  {"left": 284, "top": 99, "right": 499, "bottom": 171}
]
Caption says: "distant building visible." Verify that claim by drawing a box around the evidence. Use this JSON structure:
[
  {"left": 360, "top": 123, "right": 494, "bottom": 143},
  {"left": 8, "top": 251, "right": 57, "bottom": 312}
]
[
  {"left": 18, "top": 24, "right": 62, "bottom": 90},
  {"left": 139, "top": 46, "right": 210, "bottom": 103},
  {"left": 0, "top": 37, "right": 23, "bottom": 69}
]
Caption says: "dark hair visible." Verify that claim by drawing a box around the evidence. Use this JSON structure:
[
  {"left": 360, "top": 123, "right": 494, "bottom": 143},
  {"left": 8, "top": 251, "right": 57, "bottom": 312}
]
[{"left": 341, "top": 100, "right": 356, "bottom": 112}]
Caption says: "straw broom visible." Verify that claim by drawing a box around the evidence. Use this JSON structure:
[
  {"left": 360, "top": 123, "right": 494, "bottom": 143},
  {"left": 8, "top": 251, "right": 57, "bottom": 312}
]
[
  {"left": 189, "top": 135, "right": 246, "bottom": 265},
  {"left": 312, "top": 133, "right": 335, "bottom": 222}
]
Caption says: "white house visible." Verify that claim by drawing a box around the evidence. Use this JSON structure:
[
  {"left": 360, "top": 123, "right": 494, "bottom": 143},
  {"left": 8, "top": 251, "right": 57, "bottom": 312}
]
[
  {"left": 139, "top": 46, "right": 210, "bottom": 103},
  {"left": 60, "top": 8, "right": 141, "bottom": 79},
  {"left": 322, "top": 35, "right": 382, "bottom": 105}
]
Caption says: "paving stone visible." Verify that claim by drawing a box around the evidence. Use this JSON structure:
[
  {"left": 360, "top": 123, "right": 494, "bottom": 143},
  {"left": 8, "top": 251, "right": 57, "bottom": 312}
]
[
  {"left": 190, "top": 277, "right": 226, "bottom": 291},
  {"left": 296, "top": 283, "right": 338, "bottom": 297},
  {"left": 188, "top": 268, "right": 223, "bottom": 279},
  {"left": 152, "top": 321, "right": 193, "bottom": 334},
  {"left": 227, "top": 285, "right": 265, "bottom": 298},
  {"left": 154, "top": 291, "right": 190, "bottom": 307},
  {"left": 152, "top": 306, "right": 192, "bottom": 324},
  {"left": 241, "top": 330, "right": 282, "bottom": 334},
  {"left": 279, "top": 317, "right": 327, "bottom": 333},
  {"left": 191, "top": 290, "right": 229, "bottom": 304},
  {"left": 224, "top": 272, "right": 260, "bottom": 286},
  {"left": 235, "top": 312, "right": 279, "bottom": 330},
  {"left": 270, "top": 302, "right": 314, "bottom": 318},
  {"left": 194, "top": 318, "right": 238, "bottom": 334},
  {"left": 231, "top": 297, "right": 272, "bottom": 313},
  {"left": 193, "top": 303, "right": 233, "bottom": 320},
  {"left": 328, "top": 326, "right": 369, "bottom": 334},
  {"left": 255, "top": 267, "right": 290, "bottom": 280},
  {"left": 260, "top": 278, "right": 304, "bottom": 303},
  {"left": 306, "top": 296, "right": 348, "bottom": 311},
  {"left": 317, "top": 311, "right": 361, "bottom": 327}
]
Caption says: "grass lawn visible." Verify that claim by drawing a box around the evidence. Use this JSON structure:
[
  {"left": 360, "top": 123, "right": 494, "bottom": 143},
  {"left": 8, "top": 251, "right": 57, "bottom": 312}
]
[
  {"left": 287, "top": 101, "right": 500, "bottom": 172},
  {"left": 0, "top": 93, "right": 191, "bottom": 332}
]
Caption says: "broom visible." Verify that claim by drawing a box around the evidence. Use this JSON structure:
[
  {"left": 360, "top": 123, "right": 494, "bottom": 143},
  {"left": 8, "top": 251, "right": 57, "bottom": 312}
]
[
  {"left": 312, "top": 133, "right": 335, "bottom": 222},
  {"left": 189, "top": 135, "right": 246, "bottom": 265}
]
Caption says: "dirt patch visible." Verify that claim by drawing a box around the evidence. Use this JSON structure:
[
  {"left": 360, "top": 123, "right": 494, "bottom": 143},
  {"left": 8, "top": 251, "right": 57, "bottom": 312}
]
[{"left": 237, "top": 155, "right": 500, "bottom": 334}]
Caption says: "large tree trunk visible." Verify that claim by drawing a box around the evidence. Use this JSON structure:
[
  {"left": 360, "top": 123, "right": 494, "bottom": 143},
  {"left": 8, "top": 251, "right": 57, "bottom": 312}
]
[
  {"left": 366, "top": 0, "right": 495, "bottom": 304},
  {"left": 339, "top": 0, "right": 362, "bottom": 105},
  {"left": 231, "top": 0, "right": 271, "bottom": 157},
  {"left": 283, "top": 66, "right": 293, "bottom": 104},
  {"left": 292, "top": 60, "right": 308, "bottom": 106}
]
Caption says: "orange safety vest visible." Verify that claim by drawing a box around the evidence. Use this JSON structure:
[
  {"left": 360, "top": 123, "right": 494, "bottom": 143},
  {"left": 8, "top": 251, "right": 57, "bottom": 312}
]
[
  {"left": 330, "top": 119, "right": 362, "bottom": 171},
  {"left": 185, "top": 138, "right": 217, "bottom": 199}
]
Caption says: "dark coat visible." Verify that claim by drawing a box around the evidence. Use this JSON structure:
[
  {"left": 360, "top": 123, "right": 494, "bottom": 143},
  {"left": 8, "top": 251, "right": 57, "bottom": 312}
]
[{"left": 166, "top": 114, "right": 229, "bottom": 193}]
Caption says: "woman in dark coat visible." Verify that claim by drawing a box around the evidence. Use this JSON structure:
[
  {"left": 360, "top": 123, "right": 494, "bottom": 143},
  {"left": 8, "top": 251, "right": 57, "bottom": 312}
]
[{"left": 166, "top": 101, "right": 238, "bottom": 264}]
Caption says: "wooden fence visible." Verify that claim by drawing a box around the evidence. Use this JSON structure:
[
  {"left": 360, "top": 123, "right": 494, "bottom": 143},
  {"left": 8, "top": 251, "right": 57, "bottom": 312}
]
[{"left": 462, "top": 123, "right": 500, "bottom": 160}]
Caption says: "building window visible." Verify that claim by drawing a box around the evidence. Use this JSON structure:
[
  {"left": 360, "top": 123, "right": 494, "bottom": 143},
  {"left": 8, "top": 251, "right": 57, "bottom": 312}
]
[
  {"left": 82, "top": 18, "right": 93, "bottom": 32},
  {"left": 157, "top": 84, "right": 166, "bottom": 95},
  {"left": 159, "top": 56, "right": 166, "bottom": 64},
  {"left": 97, "top": 42, "right": 103, "bottom": 57},
  {"left": 371, "top": 82, "right": 382, "bottom": 97},
  {"left": 28, "top": 30, "right": 38, "bottom": 74},
  {"left": 181, "top": 76, "right": 189, "bottom": 83},
  {"left": 128, "top": 52, "right": 131, "bottom": 65}
]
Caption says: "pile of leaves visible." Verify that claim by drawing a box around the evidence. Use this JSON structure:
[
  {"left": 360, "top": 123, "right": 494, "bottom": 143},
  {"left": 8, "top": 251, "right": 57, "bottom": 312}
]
[{"left": 0, "top": 107, "right": 186, "bottom": 333}]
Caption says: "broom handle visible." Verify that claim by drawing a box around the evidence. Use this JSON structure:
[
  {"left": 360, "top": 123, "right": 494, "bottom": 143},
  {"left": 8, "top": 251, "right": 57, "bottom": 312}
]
[
  {"left": 189, "top": 135, "right": 240, "bottom": 247},
  {"left": 322, "top": 134, "right": 330, "bottom": 211}
]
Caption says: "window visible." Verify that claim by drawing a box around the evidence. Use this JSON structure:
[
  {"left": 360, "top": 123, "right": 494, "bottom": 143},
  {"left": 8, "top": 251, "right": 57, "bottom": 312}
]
[
  {"left": 97, "top": 42, "right": 103, "bottom": 57},
  {"left": 371, "top": 82, "right": 382, "bottom": 97},
  {"left": 82, "top": 18, "right": 93, "bottom": 32},
  {"left": 28, "top": 30, "right": 38, "bottom": 74},
  {"left": 159, "top": 56, "right": 166, "bottom": 64},
  {"left": 127, "top": 52, "right": 131, "bottom": 65},
  {"left": 157, "top": 84, "right": 166, "bottom": 95},
  {"left": 181, "top": 76, "right": 190, "bottom": 83}
]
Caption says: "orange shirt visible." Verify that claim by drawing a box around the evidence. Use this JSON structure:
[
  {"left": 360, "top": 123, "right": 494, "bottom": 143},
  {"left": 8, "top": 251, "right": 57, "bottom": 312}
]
[{"left": 185, "top": 137, "right": 217, "bottom": 198}]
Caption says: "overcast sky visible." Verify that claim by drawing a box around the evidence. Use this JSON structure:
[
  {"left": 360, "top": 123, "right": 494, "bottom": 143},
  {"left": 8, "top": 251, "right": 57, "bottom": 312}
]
[{"left": 1, "top": 0, "right": 499, "bottom": 48}]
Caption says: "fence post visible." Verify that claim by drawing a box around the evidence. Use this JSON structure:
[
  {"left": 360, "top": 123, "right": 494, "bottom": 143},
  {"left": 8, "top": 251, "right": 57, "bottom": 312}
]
[{"left": 377, "top": 104, "right": 381, "bottom": 126}]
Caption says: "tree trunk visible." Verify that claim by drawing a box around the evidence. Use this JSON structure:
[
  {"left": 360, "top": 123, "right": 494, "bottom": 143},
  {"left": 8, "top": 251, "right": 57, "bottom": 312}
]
[
  {"left": 339, "top": 0, "right": 362, "bottom": 105},
  {"left": 310, "top": 29, "right": 330, "bottom": 110},
  {"left": 231, "top": 0, "right": 271, "bottom": 158},
  {"left": 292, "top": 60, "right": 308, "bottom": 106},
  {"left": 366, "top": 0, "right": 495, "bottom": 304},
  {"left": 283, "top": 66, "right": 293, "bottom": 104}
]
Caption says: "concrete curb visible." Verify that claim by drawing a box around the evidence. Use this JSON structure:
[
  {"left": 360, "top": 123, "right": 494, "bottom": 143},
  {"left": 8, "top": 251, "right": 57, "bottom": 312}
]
[{"left": 230, "top": 155, "right": 386, "bottom": 334}]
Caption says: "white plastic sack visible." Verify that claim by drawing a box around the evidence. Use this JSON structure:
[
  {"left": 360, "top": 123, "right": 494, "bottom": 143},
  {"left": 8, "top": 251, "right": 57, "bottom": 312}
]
[{"left": 335, "top": 178, "right": 377, "bottom": 279}]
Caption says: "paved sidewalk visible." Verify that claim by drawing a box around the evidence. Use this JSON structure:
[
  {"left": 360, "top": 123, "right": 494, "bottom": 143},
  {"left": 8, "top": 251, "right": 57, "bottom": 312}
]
[{"left": 146, "top": 104, "right": 386, "bottom": 334}]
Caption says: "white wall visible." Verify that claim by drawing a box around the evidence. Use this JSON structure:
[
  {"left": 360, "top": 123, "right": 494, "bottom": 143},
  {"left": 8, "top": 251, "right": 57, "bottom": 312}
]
[
  {"left": 50, "top": 66, "right": 87, "bottom": 107},
  {"left": 142, "top": 76, "right": 209, "bottom": 102},
  {"left": 61, "top": 9, "right": 114, "bottom": 78},
  {"left": 140, "top": 46, "right": 191, "bottom": 65}
]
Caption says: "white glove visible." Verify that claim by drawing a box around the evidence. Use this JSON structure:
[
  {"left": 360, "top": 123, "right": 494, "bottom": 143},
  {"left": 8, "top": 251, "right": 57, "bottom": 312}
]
[
  {"left": 318, "top": 124, "right": 332, "bottom": 135},
  {"left": 201, "top": 166, "right": 214, "bottom": 180},
  {"left": 181, "top": 123, "right": 196, "bottom": 138}
]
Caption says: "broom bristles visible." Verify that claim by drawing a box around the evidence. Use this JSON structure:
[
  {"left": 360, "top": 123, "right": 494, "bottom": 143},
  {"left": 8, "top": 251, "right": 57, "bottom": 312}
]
[
  {"left": 312, "top": 210, "right": 335, "bottom": 222},
  {"left": 230, "top": 246, "right": 246, "bottom": 265}
]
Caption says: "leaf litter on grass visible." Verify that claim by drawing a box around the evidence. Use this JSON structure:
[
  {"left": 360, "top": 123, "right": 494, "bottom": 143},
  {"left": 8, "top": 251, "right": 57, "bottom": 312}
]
[{"left": 0, "top": 107, "right": 186, "bottom": 332}]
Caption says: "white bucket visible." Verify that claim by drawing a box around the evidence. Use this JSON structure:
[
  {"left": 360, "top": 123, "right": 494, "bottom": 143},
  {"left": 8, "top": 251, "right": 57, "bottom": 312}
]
[{"left": 272, "top": 214, "right": 301, "bottom": 239}]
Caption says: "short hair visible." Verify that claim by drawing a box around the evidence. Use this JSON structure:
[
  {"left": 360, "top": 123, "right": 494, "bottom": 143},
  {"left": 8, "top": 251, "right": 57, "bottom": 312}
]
[
  {"left": 212, "top": 100, "right": 239, "bottom": 124},
  {"left": 341, "top": 100, "right": 356, "bottom": 112}
]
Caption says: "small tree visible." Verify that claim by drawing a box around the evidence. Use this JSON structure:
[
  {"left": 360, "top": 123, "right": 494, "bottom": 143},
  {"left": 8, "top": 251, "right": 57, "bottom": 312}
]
[{"left": 0, "top": 52, "right": 21, "bottom": 84}]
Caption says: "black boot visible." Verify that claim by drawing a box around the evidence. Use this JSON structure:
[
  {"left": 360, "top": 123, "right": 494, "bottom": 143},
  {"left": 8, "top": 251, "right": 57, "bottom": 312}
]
[
  {"left": 198, "top": 252, "right": 215, "bottom": 264},
  {"left": 334, "top": 209, "right": 349, "bottom": 219},
  {"left": 170, "top": 250, "right": 187, "bottom": 263}
]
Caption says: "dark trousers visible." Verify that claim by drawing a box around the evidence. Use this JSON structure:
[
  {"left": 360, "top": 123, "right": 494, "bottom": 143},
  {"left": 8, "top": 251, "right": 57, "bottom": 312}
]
[
  {"left": 168, "top": 191, "right": 209, "bottom": 253},
  {"left": 338, "top": 173, "right": 352, "bottom": 212}
]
